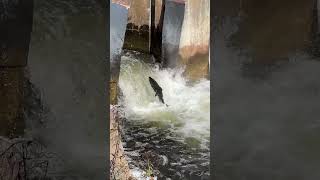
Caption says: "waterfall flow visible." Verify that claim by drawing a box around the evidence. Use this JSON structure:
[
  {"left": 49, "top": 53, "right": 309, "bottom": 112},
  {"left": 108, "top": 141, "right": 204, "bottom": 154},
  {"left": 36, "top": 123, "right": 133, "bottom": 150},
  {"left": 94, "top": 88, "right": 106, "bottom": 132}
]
[
  {"left": 119, "top": 53, "right": 210, "bottom": 146},
  {"left": 117, "top": 51, "right": 210, "bottom": 179}
]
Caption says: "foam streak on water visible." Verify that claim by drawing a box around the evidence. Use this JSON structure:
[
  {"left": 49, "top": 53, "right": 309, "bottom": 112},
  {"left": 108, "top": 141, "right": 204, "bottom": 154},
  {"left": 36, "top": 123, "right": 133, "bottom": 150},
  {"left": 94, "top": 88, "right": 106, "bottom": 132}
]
[{"left": 118, "top": 54, "right": 210, "bottom": 145}]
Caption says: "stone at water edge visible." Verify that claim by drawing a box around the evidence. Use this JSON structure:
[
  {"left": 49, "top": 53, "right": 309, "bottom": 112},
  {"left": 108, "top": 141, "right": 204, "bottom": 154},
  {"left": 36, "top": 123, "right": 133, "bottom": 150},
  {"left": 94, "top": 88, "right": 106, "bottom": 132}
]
[{"left": 110, "top": 106, "right": 135, "bottom": 180}]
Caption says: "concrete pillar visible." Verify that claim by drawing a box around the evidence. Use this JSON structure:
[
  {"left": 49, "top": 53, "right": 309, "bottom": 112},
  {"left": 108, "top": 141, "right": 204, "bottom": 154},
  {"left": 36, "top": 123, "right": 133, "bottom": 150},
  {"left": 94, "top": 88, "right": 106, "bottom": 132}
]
[
  {"left": 178, "top": 0, "right": 210, "bottom": 81},
  {"left": 123, "top": 0, "right": 150, "bottom": 53},
  {"left": 110, "top": 2, "right": 128, "bottom": 105},
  {"left": 0, "top": 0, "right": 33, "bottom": 138},
  {"left": 110, "top": 55, "right": 121, "bottom": 105},
  {"left": 162, "top": 0, "right": 185, "bottom": 68}
]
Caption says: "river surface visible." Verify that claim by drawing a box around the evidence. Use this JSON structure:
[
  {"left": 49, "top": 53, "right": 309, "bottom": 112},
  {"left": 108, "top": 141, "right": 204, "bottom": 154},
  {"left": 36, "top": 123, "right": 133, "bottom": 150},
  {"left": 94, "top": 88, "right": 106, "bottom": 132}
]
[{"left": 118, "top": 51, "right": 210, "bottom": 180}]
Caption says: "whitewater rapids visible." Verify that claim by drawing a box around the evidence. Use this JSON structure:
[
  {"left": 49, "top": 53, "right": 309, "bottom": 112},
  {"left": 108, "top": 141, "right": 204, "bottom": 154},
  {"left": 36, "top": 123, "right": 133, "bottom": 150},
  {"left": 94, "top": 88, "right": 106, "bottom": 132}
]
[{"left": 118, "top": 53, "right": 210, "bottom": 147}]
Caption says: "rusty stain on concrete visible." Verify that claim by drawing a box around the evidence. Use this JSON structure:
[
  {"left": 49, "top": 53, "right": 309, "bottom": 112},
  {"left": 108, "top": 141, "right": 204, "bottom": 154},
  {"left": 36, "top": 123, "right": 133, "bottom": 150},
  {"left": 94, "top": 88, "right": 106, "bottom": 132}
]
[{"left": 178, "top": 0, "right": 210, "bottom": 81}]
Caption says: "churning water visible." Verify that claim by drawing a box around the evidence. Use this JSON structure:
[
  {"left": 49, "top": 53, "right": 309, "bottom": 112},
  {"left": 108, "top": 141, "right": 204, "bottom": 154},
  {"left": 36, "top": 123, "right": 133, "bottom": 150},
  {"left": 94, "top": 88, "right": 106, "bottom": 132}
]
[
  {"left": 119, "top": 52, "right": 210, "bottom": 146},
  {"left": 118, "top": 51, "right": 210, "bottom": 179}
]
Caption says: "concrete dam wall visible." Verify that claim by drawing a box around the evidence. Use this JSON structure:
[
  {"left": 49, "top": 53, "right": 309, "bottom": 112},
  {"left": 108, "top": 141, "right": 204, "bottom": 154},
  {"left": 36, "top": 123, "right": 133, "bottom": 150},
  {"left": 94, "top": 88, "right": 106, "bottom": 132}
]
[
  {"left": 122, "top": 0, "right": 150, "bottom": 53},
  {"left": 178, "top": 0, "right": 210, "bottom": 81},
  {"left": 162, "top": 0, "right": 185, "bottom": 68},
  {"left": 117, "top": 0, "right": 210, "bottom": 81}
]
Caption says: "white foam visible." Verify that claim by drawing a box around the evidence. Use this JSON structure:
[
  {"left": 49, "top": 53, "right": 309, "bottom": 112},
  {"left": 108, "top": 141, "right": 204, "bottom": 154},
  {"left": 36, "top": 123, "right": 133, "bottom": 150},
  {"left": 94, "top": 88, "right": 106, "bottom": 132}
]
[{"left": 118, "top": 55, "right": 210, "bottom": 144}]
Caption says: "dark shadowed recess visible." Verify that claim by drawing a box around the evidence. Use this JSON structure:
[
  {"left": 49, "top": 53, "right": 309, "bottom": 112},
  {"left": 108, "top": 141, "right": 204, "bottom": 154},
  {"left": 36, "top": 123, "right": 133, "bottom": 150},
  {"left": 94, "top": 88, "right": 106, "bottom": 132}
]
[{"left": 212, "top": 1, "right": 320, "bottom": 180}]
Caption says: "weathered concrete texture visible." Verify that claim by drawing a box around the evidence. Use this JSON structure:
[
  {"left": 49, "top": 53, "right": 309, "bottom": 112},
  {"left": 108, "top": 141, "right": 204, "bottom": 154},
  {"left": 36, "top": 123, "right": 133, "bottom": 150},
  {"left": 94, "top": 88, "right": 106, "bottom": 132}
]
[
  {"left": 110, "top": 53, "right": 122, "bottom": 104},
  {"left": 162, "top": 1, "right": 185, "bottom": 68},
  {"left": 0, "top": 0, "right": 33, "bottom": 67},
  {"left": 212, "top": 0, "right": 241, "bottom": 16},
  {"left": 0, "top": 68, "right": 25, "bottom": 138},
  {"left": 232, "top": 0, "right": 314, "bottom": 64},
  {"left": 112, "top": 0, "right": 131, "bottom": 9},
  {"left": 0, "top": 1, "right": 33, "bottom": 138},
  {"left": 27, "top": 1, "right": 108, "bottom": 178},
  {"left": 0, "top": 137, "right": 25, "bottom": 179},
  {"left": 110, "top": 80, "right": 118, "bottom": 105},
  {"left": 123, "top": 0, "right": 150, "bottom": 53},
  {"left": 110, "top": 106, "right": 134, "bottom": 180},
  {"left": 178, "top": 0, "right": 210, "bottom": 81},
  {"left": 0, "top": 137, "right": 58, "bottom": 179}
]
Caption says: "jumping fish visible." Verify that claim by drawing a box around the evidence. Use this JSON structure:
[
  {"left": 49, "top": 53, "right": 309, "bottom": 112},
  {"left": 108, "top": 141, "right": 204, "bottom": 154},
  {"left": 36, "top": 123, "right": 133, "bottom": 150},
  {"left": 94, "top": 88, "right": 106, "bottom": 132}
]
[{"left": 148, "top": 77, "right": 168, "bottom": 107}]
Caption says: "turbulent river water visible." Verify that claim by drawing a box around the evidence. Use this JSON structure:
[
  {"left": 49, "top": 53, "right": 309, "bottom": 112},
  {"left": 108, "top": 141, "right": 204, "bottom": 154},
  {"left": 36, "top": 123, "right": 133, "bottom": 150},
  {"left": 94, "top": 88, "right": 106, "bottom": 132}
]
[{"left": 118, "top": 51, "right": 210, "bottom": 180}]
